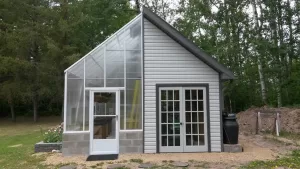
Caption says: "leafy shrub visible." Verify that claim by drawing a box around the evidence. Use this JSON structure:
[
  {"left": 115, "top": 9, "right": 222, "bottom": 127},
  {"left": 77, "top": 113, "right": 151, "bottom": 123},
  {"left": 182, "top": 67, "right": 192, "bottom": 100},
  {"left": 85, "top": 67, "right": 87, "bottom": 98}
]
[{"left": 42, "top": 123, "right": 63, "bottom": 143}]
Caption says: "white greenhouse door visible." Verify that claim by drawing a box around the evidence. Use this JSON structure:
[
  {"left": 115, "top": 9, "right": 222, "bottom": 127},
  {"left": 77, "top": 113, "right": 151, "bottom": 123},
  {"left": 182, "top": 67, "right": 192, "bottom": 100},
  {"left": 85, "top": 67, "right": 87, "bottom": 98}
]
[
  {"left": 159, "top": 87, "right": 208, "bottom": 153},
  {"left": 90, "top": 90, "right": 120, "bottom": 155}
]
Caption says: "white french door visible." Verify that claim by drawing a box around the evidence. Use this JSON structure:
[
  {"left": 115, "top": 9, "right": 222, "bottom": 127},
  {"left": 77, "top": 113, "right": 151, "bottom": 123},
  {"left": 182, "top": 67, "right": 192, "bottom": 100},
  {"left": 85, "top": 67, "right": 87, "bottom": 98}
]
[
  {"left": 159, "top": 87, "right": 208, "bottom": 152},
  {"left": 89, "top": 90, "right": 120, "bottom": 155}
]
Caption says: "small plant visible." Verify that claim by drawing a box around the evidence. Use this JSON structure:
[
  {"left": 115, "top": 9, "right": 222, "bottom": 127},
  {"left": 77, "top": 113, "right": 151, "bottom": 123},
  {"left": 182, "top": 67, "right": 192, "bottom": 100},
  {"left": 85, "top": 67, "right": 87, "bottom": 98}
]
[
  {"left": 42, "top": 123, "right": 63, "bottom": 143},
  {"left": 130, "top": 158, "right": 143, "bottom": 163}
]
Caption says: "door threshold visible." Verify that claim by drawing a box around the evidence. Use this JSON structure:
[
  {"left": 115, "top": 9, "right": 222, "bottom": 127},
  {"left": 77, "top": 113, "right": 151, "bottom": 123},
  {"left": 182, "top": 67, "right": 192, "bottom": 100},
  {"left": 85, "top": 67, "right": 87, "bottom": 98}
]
[{"left": 86, "top": 154, "right": 118, "bottom": 161}]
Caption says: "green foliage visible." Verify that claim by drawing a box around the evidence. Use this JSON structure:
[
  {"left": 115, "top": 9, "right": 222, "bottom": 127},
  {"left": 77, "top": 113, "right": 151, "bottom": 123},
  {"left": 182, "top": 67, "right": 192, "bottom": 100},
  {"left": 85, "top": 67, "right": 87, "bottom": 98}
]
[
  {"left": 0, "top": 0, "right": 135, "bottom": 120},
  {"left": 241, "top": 150, "right": 300, "bottom": 169},
  {"left": 42, "top": 123, "right": 63, "bottom": 143}
]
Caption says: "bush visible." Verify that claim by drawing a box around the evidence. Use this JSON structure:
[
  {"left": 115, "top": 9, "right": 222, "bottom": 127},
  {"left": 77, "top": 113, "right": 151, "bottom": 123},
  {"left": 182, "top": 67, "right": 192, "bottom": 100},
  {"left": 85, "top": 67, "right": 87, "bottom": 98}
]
[{"left": 42, "top": 123, "right": 63, "bottom": 143}]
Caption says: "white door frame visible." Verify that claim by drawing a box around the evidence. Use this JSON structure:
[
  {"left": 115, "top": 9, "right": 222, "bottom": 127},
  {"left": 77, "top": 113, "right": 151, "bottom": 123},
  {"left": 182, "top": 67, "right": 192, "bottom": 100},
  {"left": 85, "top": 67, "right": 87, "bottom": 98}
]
[
  {"left": 89, "top": 88, "right": 120, "bottom": 155},
  {"left": 158, "top": 86, "right": 208, "bottom": 152}
]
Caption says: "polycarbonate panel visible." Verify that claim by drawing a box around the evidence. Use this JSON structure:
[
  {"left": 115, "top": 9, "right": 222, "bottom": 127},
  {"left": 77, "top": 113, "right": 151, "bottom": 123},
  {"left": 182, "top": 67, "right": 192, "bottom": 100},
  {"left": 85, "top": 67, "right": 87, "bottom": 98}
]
[
  {"left": 66, "top": 60, "right": 84, "bottom": 131},
  {"left": 126, "top": 50, "right": 141, "bottom": 79},
  {"left": 126, "top": 79, "right": 142, "bottom": 129},
  {"left": 106, "top": 50, "right": 124, "bottom": 87},
  {"left": 85, "top": 47, "right": 104, "bottom": 87}
]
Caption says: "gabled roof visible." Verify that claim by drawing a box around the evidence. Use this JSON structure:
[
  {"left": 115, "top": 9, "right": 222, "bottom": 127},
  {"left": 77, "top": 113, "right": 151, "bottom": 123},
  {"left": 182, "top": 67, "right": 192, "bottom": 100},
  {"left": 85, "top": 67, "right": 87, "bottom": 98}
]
[{"left": 142, "top": 6, "right": 235, "bottom": 80}]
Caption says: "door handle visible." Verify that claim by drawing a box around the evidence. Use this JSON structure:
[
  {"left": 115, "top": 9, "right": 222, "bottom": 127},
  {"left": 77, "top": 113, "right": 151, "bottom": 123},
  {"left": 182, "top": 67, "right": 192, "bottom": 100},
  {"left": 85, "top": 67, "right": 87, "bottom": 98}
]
[{"left": 180, "top": 122, "right": 183, "bottom": 125}]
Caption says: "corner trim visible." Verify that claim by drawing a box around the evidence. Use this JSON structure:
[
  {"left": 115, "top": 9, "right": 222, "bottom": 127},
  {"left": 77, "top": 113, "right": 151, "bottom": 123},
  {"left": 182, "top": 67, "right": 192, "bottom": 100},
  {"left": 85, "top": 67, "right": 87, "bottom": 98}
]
[
  {"left": 156, "top": 83, "right": 211, "bottom": 153},
  {"left": 219, "top": 74, "right": 224, "bottom": 152},
  {"left": 142, "top": 11, "right": 145, "bottom": 154}
]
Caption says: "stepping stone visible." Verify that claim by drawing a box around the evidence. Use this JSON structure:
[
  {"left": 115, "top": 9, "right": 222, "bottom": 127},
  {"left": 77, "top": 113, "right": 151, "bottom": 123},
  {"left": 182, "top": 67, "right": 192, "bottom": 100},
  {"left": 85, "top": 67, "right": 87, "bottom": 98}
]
[
  {"left": 107, "top": 164, "right": 125, "bottom": 169},
  {"left": 138, "top": 163, "right": 154, "bottom": 168},
  {"left": 59, "top": 165, "right": 77, "bottom": 169},
  {"left": 171, "top": 161, "right": 189, "bottom": 167}
]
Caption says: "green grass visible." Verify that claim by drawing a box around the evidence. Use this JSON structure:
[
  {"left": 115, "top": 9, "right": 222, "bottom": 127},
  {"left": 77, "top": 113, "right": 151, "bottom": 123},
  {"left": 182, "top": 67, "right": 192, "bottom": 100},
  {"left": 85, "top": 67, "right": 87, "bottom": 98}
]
[
  {"left": 241, "top": 150, "right": 300, "bottom": 169},
  {"left": 279, "top": 131, "right": 300, "bottom": 141},
  {"left": 0, "top": 116, "right": 61, "bottom": 169}
]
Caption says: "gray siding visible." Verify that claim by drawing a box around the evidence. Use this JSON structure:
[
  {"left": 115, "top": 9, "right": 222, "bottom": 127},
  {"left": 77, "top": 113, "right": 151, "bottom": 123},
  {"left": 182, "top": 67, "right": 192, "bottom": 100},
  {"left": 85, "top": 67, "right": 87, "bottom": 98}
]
[{"left": 144, "top": 19, "right": 221, "bottom": 153}]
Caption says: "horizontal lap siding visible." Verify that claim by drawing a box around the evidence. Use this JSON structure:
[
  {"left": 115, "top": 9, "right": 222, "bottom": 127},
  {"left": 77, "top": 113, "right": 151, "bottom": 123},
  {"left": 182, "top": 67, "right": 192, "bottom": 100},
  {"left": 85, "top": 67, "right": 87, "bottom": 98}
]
[{"left": 144, "top": 19, "right": 221, "bottom": 153}]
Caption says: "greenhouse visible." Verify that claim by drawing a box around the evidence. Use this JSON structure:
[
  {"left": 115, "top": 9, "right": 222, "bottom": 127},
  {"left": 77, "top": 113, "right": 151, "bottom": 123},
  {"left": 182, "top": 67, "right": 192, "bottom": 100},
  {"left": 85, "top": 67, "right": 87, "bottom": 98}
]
[{"left": 63, "top": 7, "right": 234, "bottom": 159}]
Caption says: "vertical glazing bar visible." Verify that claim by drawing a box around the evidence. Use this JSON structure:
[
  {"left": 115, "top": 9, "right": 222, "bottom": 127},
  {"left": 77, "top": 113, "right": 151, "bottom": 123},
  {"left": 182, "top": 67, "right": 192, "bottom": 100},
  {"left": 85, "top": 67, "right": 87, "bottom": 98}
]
[
  {"left": 83, "top": 59, "right": 86, "bottom": 131},
  {"left": 104, "top": 45, "right": 107, "bottom": 87},
  {"left": 63, "top": 72, "right": 68, "bottom": 132},
  {"left": 124, "top": 41, "right": 127, "bottom": 130}
]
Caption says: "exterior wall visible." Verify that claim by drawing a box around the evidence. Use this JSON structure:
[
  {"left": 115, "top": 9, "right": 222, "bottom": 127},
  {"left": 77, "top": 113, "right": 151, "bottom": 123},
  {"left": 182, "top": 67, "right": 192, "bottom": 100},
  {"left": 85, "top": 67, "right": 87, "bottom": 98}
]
[
  {"left": 62, "top": 132, "right": 89, "bottom": 156},
  {"left": 119, "top": 131, "right": 143, "bottom": 153},
  {"left": 143, "top": 19, "right": 221, "bottom": 153}
]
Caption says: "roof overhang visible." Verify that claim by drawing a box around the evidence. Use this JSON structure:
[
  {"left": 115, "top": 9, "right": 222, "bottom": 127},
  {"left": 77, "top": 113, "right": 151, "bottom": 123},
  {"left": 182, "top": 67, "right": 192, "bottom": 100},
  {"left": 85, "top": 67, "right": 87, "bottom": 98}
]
[{"left": 142, "top": 6, "right": 235, "bottom": 80}]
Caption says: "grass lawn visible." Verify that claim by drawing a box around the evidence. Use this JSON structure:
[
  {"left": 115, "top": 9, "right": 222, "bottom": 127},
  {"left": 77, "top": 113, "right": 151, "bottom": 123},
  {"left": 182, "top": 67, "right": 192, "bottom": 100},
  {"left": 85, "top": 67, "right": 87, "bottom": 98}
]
[
  {"left": 0, "top": 116, "right": 61, "bottom": 169},
  {"left": 241, "top": 150, "right": 300, "bottom": 169}
]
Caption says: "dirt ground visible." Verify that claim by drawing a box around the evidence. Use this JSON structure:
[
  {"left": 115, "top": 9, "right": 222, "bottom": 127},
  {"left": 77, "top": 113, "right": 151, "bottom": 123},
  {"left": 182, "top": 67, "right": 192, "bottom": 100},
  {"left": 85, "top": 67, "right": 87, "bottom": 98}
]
[
  {"left": 237, "top": 107, "right": 300, "bottom": 134},
  {"left": 42, "top": 134, "right": 296, "bottom": 169}
]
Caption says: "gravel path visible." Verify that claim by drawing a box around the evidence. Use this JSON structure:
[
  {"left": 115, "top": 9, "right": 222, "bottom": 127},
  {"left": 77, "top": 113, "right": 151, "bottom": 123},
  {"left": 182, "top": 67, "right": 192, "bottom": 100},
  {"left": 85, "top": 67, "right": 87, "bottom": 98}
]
[{"left": 43, "top": 135, "right": 279, "bottom": 168}]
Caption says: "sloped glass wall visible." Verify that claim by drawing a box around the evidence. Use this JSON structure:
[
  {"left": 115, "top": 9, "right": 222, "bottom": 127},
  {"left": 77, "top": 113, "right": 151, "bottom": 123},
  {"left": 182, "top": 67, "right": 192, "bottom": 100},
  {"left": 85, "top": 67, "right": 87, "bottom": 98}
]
[{"left": 65, "top": 15, "right": 142, "bottom": 131}]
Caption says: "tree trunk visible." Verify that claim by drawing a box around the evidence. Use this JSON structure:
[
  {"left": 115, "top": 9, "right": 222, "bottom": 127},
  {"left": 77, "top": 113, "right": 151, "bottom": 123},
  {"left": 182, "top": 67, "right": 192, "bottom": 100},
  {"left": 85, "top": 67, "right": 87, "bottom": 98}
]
[
  {"left": 10, "top": 102, "right": 16, "bottom": 122},
  {"left": 258, "top": 60, "right": 267, "bottom": 104},
  {"left": 251, "top": 0, "right": 267, "bottom": 104},
  {"left": 276, "top": 83, "right": 282, "bottom": 107},
  {"left": 33, "top": 96, "right": 38, "bottom": 122}
]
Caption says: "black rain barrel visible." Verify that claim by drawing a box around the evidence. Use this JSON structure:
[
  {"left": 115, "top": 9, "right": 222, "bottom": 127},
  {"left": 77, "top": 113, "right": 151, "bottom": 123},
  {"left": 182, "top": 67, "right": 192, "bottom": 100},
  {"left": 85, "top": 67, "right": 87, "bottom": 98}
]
[{"left": 223, "top": 113, "right": 239, "bottom": 144}]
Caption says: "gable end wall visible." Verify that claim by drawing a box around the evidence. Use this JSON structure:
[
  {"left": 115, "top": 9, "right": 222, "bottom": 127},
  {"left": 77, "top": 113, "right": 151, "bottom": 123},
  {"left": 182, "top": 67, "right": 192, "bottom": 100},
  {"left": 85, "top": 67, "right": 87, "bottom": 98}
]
[{"left": 143, "top": 19, "right": 221, "bottom": 153}]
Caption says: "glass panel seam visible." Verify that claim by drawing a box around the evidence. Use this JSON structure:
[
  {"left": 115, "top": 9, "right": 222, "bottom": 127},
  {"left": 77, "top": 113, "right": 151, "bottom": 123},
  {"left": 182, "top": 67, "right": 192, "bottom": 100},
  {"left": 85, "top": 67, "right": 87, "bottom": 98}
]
[
  {"left": 63, "top": 72, "right": 67, "bottom": 132},
  {"left": 124, "top": 41, "right": 127, "bottom": 130},
  {"left": 104, "top": 45, "right": 106, "bottom": 87},
  {"left": 83, "top": 59, "right": 86, "bottom": 131}
]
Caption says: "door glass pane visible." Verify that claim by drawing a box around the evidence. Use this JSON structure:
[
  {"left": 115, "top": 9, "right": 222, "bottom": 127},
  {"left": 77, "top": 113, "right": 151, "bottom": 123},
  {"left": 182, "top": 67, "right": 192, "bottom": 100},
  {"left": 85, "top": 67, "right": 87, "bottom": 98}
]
[
  {"left": 185, "top": 101, "right": 190, "bottom": 111},
  {"left": 192, "top": 90, "right": 197, "bottom": 100},
  {"left": 168, "top": 136, "right": 174, "bottom": 146},
  {"left": 174, "top": 90, "right": 179, "bottom": 100},
  {"left": 168, "top": 101, "right": 173, "bottom": 111},
  {"left": 168, "top": 113, "right": 173, "bottom": 123},
  {"left": 161, "top": 90, "right": 166, "bottom": 100},
  {"left": 94, "top": 93, "right": 116, "bottom": 115},
  {"left": 192, "top": 101, "right": 197, "bottom": 111},
  {"left": 192, "top": 124, "right": 198, "bottom": 134},
  {"left": 175, "top": 136, "right": 180, "bottom": 146},
  {"left": 93, "top": 92, "right": 116, "bottom": 140},
  {"left": 193, "top": 135, "right": 199, "bottom": 145},
  {"left": 185, "top": 112, "right": 191, "bottom": 122},
  {"left": 161, "top": 113, "right": 167, "bottom": 123},
  {"left": 162, "top": 136, "right": 167, "bottom": 146},
  {"left": 93, "top": 117, "right": 116, "bottom": 139},
  {"left": 168, "top": 90, "right": 173, "bottom": 100},
  {"left": 198, "top": 112, "right": 204, "bottom": 122},
  {"left": 192, "top": 112, "right": 197, "bottom": 122},
  {"left": 161, "top": 101, "right": 167, "bottom": 111},
  {"left": 185, "top": 90, "right": 190, "bottom": 100},
  {"left": 174, "top": 101, "right": 180, "bottom": 111},
  {"left": 199, "top": 124, "right": 204, "bottom": 134},
  {"left": 198, "top": 101, "right": 204, "bottom": 111},
  {"left": 186, "top": 124, "right": 191, "bottom": 134},
  {"left": 168, "top": 124, "right": 174, "bottom": 134},
  {"left": 186, "top": 135, "right": 191, "bottom": 146},
  {"left": 162, "top": 124, "right": 167, "bottom": 134},
  {"left": 198, "top": 90, "right": 203, "bottom": 100},
  {"left": 199, "top": 135, "right": 205, "bottom": 145}
]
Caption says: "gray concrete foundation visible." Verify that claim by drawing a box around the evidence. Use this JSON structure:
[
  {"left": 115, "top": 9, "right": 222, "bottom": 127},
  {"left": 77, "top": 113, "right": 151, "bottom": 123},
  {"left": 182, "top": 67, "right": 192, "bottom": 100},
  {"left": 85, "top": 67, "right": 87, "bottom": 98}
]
[
  {"left": 224, "top": 144, "right": 243, "bottom": 152},
  {"left": 119, "top": 131, "right": 143, "bottom": 153},
  {"left": 62, "top": 132, "right": 90, "bottom": 156}
]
